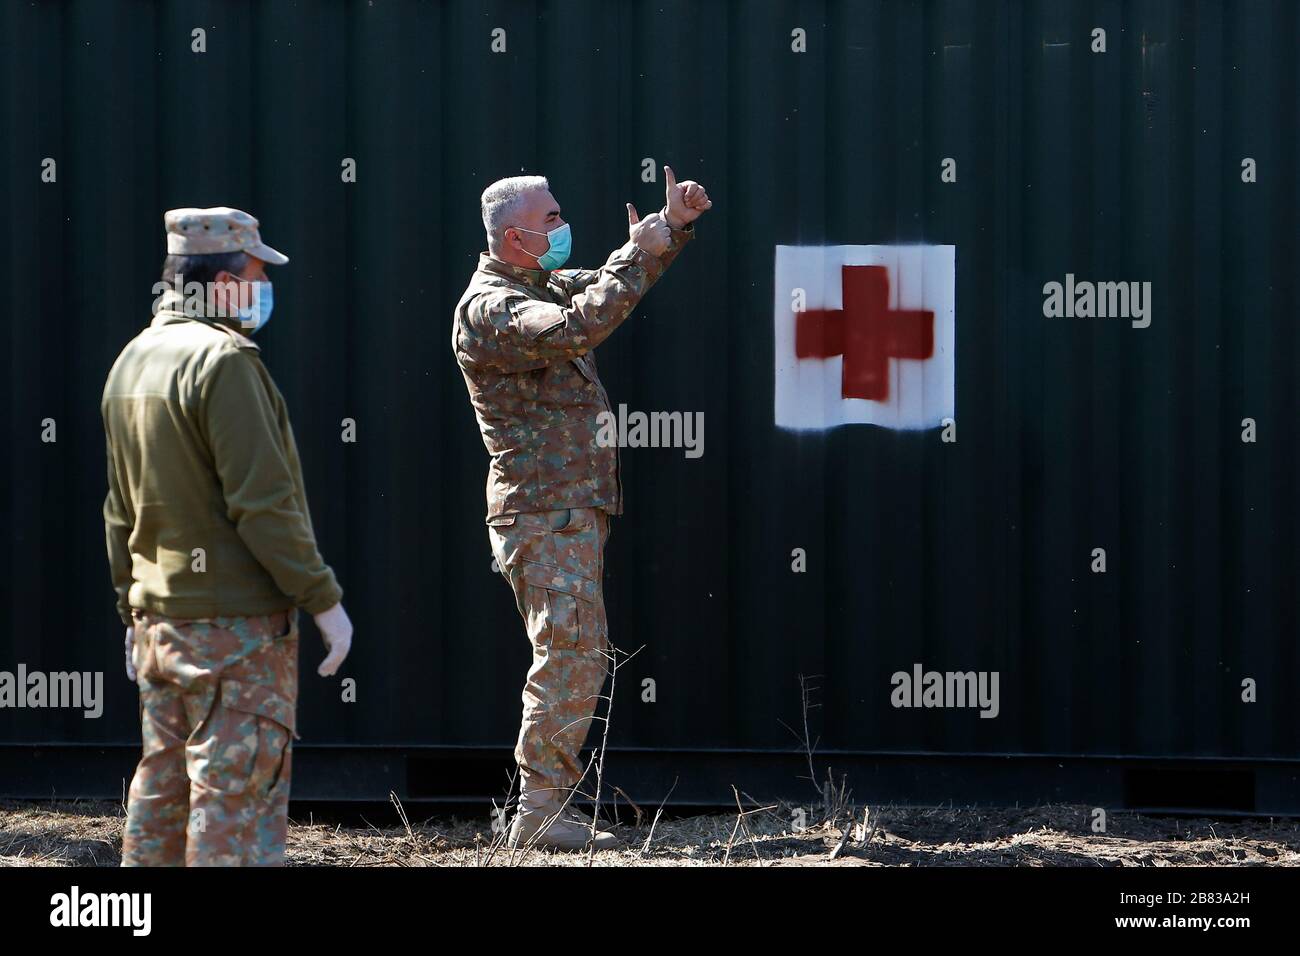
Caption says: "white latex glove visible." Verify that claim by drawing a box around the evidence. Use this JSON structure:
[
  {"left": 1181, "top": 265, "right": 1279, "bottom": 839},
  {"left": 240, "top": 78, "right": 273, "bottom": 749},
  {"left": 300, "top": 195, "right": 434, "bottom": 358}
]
[
  {"left": 124, "top": 626, "right": 136, "bottom": 682},
  {"left": 313, "top": 603, "right": 353, "bottom": 677}
]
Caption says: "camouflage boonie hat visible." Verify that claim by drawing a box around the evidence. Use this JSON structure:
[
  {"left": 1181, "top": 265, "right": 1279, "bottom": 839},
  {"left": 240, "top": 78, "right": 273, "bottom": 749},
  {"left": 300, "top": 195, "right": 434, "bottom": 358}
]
[{"left": 163, "top": 206, "right": 289, "bottom": 265}]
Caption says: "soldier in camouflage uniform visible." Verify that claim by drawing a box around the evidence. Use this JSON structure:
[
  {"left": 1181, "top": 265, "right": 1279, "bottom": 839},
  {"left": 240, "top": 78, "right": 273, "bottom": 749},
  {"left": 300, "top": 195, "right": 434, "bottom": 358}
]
[
  {"left": 453, "top": 168, "right": 712, "bottom": 850},
  {"left": 102, "top": 208, "right": 355, "bottom": 866}
]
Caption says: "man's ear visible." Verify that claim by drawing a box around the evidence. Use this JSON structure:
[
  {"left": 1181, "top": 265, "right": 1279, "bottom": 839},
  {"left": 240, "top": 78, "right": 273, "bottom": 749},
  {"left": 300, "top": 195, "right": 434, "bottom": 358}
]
[{"left": 212, "top": 270, "right": 234, "bottom": 310}]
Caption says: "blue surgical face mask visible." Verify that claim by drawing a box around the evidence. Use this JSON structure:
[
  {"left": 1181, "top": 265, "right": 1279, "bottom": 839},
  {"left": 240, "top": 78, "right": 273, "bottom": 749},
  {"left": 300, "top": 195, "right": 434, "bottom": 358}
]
[
  {"left": 513, "top": 222, "right": 571, "bottom": 270},
  {"left": 227, "top": 275, "right": 274, "bottom": 333}
]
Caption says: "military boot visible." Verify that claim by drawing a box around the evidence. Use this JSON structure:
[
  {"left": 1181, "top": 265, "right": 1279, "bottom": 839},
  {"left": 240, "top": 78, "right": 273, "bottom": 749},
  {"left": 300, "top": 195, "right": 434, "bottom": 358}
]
[
  {"left": 562, "top": 804, "right": 617, "bottom": 834},
  {"left": 508, "top": 796, "right": 623, "bottom": 851}
]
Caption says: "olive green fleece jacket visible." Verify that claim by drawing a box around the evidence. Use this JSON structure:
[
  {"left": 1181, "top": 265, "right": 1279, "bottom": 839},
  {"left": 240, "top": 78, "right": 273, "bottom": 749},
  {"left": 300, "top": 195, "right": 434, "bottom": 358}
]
[{"left": 101, "top": 294, "right": 342, "bottom": 624}]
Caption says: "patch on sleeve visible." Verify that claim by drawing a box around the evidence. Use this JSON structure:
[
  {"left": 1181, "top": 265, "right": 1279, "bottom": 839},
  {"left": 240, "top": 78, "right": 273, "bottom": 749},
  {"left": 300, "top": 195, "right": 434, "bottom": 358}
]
[{"left": 507, "top": 297, "right": 567, "bottom": 340}]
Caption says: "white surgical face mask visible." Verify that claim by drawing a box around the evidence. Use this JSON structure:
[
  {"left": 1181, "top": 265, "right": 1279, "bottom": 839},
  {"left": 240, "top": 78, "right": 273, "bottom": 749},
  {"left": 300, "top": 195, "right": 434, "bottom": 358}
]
[
  {"left": 512, "top": 222, "right": 572, "bottom": 270},
  {"left": 224, "top": 274, "right": 274, "bottom": 333}
]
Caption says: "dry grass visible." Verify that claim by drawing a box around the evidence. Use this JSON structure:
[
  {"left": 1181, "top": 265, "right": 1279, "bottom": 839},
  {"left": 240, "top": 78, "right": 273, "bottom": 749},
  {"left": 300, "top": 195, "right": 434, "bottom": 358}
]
[{"left": 3, "top": 799, "right": 1299, "bottom": 867}]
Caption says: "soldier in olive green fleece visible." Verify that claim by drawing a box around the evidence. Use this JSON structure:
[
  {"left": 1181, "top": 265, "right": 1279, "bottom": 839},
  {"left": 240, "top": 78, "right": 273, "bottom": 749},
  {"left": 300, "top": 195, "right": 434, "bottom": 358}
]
[
  {"left": 103, "top": 207, "right": 354, "bottom": 866},
  {"left": 103, "top": 291, "right": 340, "bottom": 622}
]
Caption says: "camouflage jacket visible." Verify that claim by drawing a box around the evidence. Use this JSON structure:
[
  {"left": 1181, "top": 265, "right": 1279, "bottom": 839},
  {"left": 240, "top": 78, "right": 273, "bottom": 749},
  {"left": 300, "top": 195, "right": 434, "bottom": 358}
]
[{"left": 453, "top": 217, "right": 693, "bottom": 521}]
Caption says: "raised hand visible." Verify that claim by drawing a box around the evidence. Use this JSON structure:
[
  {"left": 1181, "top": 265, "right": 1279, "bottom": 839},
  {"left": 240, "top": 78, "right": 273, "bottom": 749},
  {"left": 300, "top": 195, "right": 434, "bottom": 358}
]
[
  {"left": 627, "top": 203, "right": 671, "bottom": 256},
  {"left": 662, "top": 165, "right": 713, "bottom": 229}
]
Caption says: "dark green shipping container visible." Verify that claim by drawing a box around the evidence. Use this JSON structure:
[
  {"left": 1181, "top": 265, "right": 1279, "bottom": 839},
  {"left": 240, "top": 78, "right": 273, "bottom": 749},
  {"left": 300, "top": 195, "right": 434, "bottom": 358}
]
[{"left": 1, "top": 0, "right": 1296, "bottom": 813}]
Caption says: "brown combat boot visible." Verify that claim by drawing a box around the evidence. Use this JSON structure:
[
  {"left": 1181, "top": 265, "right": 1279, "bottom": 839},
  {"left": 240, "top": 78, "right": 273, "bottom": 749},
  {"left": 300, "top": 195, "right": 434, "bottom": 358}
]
[
  {"left": 508, "top": 795, "right": 623, "bottom": 851},
  {"left": 559, "top": 802, "right": 617, "bottom": 833}
]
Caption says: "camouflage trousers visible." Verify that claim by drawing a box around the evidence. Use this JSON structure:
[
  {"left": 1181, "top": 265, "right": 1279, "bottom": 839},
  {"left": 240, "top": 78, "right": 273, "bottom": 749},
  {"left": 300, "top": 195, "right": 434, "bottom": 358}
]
[
  {"left": 121, "top": 608, "right": 299, "bottom": 867},
  {"left": 489, "top": 506, "right": 611, "bottom": 803}
]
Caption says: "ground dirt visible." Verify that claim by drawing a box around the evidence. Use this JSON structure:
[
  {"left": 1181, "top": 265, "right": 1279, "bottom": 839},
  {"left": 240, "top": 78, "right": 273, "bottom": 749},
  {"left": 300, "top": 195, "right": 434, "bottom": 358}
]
[{"left": 3, "top": 799, "right": 1298, "bottom": 866}]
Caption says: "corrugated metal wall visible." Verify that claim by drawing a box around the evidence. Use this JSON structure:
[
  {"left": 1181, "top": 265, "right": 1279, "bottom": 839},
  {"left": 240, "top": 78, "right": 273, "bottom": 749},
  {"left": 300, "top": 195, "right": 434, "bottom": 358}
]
[{"left": 1, "top": 0, "right": 1296, "bottom": 798}]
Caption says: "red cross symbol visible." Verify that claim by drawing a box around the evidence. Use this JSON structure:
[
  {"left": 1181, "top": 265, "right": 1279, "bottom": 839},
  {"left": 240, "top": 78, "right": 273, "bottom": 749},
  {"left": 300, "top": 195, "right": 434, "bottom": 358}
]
[{"left": 794, "top": 265, "right": 935, "bottom": 402}]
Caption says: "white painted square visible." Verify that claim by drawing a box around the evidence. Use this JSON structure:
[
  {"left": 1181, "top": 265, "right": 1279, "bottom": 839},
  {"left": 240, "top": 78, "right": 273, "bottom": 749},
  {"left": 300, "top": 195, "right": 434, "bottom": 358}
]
[{"left": 773, "top": 244, "right": 956, "bottom": 430}]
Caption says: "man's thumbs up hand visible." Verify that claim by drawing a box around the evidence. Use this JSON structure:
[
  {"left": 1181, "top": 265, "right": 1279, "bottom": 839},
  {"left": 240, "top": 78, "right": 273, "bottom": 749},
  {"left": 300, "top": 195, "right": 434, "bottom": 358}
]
[
  {"left": 628, "top": 203, "right": 670, "bottom": 255},
  {"left": 662, "top": 164, "right": 713, "bottom": 229}
]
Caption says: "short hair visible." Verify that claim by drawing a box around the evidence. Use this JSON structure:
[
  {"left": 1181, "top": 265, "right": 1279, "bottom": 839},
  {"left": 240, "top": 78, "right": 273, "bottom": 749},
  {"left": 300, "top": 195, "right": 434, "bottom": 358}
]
[
  {"left": 159, "top": 251, "right": 250, "bottom": 288},
  {"left": 481, "top": 175, "right": 549, "bottom": 250}
]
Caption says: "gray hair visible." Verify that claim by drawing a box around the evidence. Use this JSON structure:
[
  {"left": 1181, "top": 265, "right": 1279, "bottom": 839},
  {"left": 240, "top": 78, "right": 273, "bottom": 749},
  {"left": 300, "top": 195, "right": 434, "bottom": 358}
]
[{"left": 481, "top": 175, "right": 549, "bottom": 250}]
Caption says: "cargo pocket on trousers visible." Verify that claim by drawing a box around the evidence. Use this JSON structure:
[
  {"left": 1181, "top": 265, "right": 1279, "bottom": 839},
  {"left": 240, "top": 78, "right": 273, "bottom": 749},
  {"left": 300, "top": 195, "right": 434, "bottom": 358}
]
[
  {"left": 518, "top": 561, "right": 599, "bottom": 651},
  {"left": 209, "top": 679, "right": 296, "bottom": 801}
]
